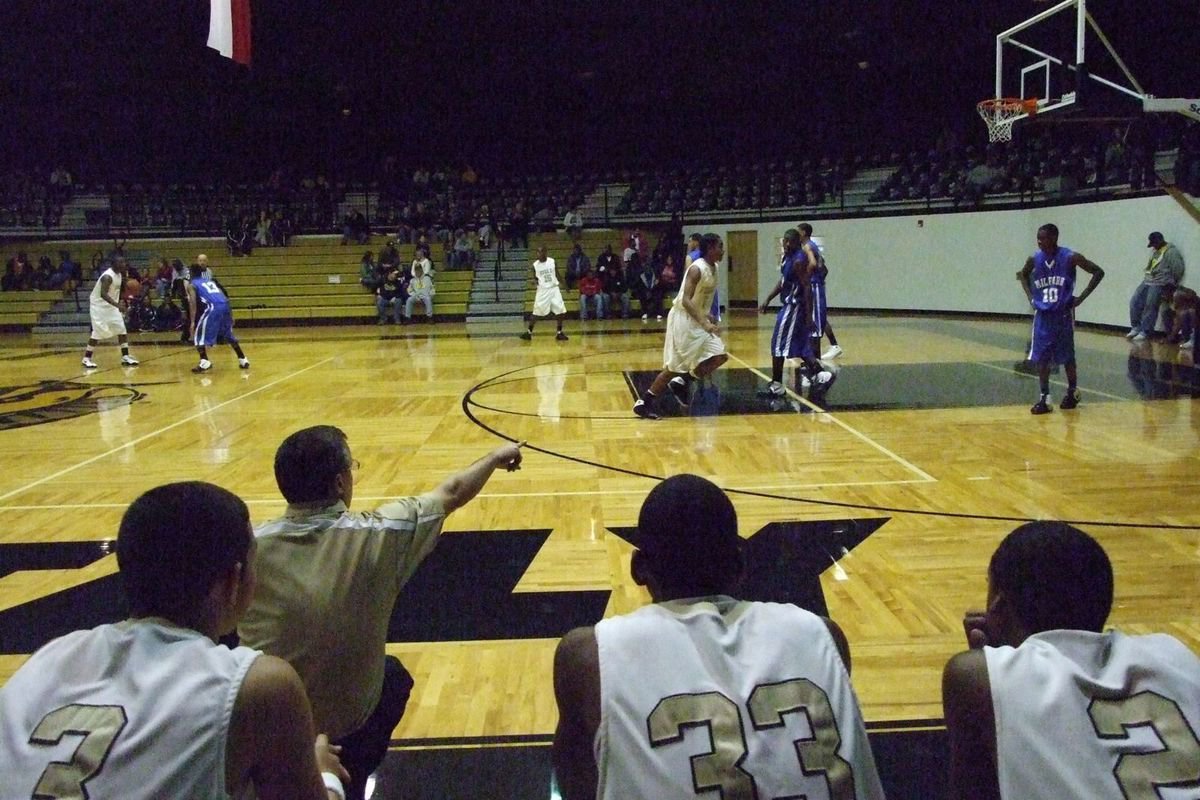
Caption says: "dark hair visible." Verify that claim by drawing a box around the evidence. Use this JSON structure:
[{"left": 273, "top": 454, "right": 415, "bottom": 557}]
[
  {"left": 798, "top": 223, "right": 813, "bottom": 236},
  {"left": 273, "top": 425, "right": 351, "bottom": 503},
  {"left": 688, "top": 233, "right": 702, "bottom": 244},
  {"left": 188, "top": 262, "right": 203, "bottom": 278},
  {"left": 637, "top": 474, "right": 740, "bottom": 596},
  {"left": 699, "top": 233, "right": 722, "bottom": 261},
  {"left": 117, "top": 482, "right": 251, "bottom": 621},
  {"left": 989, "top": 521, "right": 1113, "bottom": 634},
  {"left": 1038, "top": 223, "right": 1059, "bottom": 238},
  {"left": 783, "top": 228, "right": 801, "bottom": 246}
]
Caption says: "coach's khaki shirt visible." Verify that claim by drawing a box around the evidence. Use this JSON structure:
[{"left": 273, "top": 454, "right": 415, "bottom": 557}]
[{"left": 239, "top": 494, "right": 445, "bottom": 738}]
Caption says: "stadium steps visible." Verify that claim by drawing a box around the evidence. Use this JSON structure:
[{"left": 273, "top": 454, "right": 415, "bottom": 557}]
[{"left": 465, "top": 247, "right": 528, "bottom": 321}]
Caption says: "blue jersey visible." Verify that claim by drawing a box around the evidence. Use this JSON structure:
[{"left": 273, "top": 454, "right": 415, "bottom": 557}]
[
  {"left": 779, "top": 251, "right": 805, "bottom": 305},
  {"left": 1029, "top": 246, "right": 1075, "bottom": 312},
  {"left": 191, "top": 277, "right": 229, "bottom": 311}
]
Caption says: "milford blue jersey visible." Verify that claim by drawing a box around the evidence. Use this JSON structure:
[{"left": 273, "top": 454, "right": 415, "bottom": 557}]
[
  {"left": 191, "top": 277, "right": 229, "bottom": 310},
  {"left": 777, "top": 251, "right": 804, "bottom": 305},
  {"left": 1029, "top": 246, "right": 1075, "bottom": 311}
]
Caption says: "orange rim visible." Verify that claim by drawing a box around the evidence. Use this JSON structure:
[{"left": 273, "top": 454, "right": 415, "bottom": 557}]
[{"left": 977, "top": 97, "right": 1039, "bottom": 116}]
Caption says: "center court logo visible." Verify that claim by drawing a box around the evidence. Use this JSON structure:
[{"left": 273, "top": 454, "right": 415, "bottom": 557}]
[{"left": 0, "top": 380, "right": 147, "bottom": 430}]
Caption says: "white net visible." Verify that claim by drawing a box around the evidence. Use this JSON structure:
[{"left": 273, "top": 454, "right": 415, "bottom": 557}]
[{"left": 977, "top": 98, "right": 1036, "bottom": 143}]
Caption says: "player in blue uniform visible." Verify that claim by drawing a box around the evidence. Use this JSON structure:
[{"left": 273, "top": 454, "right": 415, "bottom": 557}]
[
  {"left": 800, "top": 223, "right": 842, "bottom": 359},
  {"left": 759, "top": 228, "right": 831, "bottom": 395},
  {"left": 186, "top": 260, "right": 249, "bottom": 373},
  {"left": 1017, "top": 224, "right": 1104, "bottom": 414}
]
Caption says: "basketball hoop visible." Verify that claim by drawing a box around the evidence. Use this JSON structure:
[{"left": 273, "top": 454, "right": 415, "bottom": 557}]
[{"left": 976, "top": 97, "right": 1040, "bottom": 142}]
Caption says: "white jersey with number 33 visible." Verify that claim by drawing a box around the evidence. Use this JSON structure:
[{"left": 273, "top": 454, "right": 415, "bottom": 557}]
[
  {"left": 985, "top": 629, "right": 1200, "bottom": 800},
  {"left": 0, "top": 619, "right": 260, "bottom": 800},
  {"left": 595, "top": 597, "right": 885, "bottom": 800}
]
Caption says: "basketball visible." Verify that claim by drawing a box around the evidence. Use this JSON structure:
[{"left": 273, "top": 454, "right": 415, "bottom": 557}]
[{"left": 124, "top": 279, "right": 141, "bottom": 300}]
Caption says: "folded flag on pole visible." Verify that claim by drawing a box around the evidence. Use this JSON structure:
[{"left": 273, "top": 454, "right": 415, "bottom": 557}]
[{"left": 207, "top": 0, "right": 251, "bottom": 66}]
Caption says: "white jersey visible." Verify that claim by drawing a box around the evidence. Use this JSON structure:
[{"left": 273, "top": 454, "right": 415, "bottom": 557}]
[
  {"left": 90, "top": 267, "right": 121, "bottom": 310},
  {"left": 985, "top": 629, "right": 1200, "bottom": 800},
  {"left": 0, "top": 619, "right": 260, "bottom": 800},
  {"left": 534, "top": 257, "right": 559, "bottom": 289},
  {"left": 595, "top": 597, "right": 885, "bottom": 800},
  {"left": 675, "top": 257, "right": 717, "bottom": 312}
]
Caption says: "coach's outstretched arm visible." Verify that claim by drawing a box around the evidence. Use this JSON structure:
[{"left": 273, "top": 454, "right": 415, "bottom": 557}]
[{"left": 432, "top": 442, "right": 524, "bottom": 513}]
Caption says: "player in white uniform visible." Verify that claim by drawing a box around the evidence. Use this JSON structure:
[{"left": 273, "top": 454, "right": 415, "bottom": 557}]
[
  {"left": 521, "top": 245, "right": 569, "bottom": 341},
  {"left": 633, "top": 233, "right": 729, "bottom": 419},
  {"left": 0, "top": 482, "right": 348, "bottom": 800},
  {"left": 553, "top": 474, "right": 885, "bottom": 800},
  {"left": 81, "top": 257, "right": 139, "bottom": 369},
  {"left": 943, "top": 521, "right": 1200, "bottom": 800}
]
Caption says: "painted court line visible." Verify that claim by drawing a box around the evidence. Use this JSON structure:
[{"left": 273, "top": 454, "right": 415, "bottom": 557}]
[
  {"left": 0, "top": 479, "right": 935, "bottom": 511},
  {"left": 972, "top": 360, "right": 1130, "bottom": 402},
  {"left": 0, "top": 357, "right": 337, "bottom": 504},
  {"left": 727, "top": 353, "right": 937, "bottom": 483}
]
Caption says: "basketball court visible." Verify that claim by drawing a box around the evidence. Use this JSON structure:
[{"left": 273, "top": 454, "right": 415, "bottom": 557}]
[{"left": 0, "top": 310, "right": 1197, "bottom": 798}]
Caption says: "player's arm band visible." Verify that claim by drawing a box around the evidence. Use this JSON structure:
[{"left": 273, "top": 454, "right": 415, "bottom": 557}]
[{"left": 322, "top": 771, "right": 345, "bottom": 800}]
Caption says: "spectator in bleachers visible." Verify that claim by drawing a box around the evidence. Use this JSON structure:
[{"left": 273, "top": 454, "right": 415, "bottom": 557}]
[
  {"left": 375, "top": 268, "right": 404, "bottom": 325},
  {"left": 359, "top": 252, "right": 379, "bottom": 292},
  {"left": 153, "top": 257, "right": 173, "bottom": 298},
  {"left": 227, "top": 217, "right": 249, "bottom": 257},
  {"left": 378, "top": 239, "right": 400, "bottom": 271},
  {"left": 272, "top": 210, "right": 294, "bottom": 246},
  {"left": 578, "top": 267, "right": 604, "bottom": 321},
  {"left": 451, "top": 229, "right": 474, "bottom": 270},
  {"left": 411, "top": 246, "right": 433, "bottom": 282},
  {"left": 566, "top": 243, "right": 589, "bottom": 290},
  {"left": 255, "top": 210, "right": 273, "bottom": 246},
  {"left": 596, "top": 244, "right": 618, "bottom": 276},
  {"left": 508, "top": 202, "right": 530, "bottom": 249},
  {"left": 126, "top": 291, "right": 155, "bottom": 332},
  {"left": 153, "top": 293, "right": 184, "bottom": 332},
  {"left": 603, "top": 259, "right": 631, "bottom": 320},
  {"left": 634, "top": 256, "right": 664, "bottom": 321},
  {"left": 49, "top": 250, "right": 81, "bottom": 295},
  {"left": 1128, "top": 231, "right": 1185, "bottom": 341},
  {"left": 32, "top": 256, "right": 55, "bottom": 291},
  {"left": 563, "top": 207, "right": 583, "bottom": 240},
  {"left": 405, "top": 260, "right": 435, "bottom": 324},
  {"left": 658, "top": 252, "right": 680, "bottom": 294}
]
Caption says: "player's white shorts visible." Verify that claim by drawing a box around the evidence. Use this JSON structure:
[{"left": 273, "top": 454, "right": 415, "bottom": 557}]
[
  {"left": 90, "top": 306, "right": 127, "bottom": 339},
  {"left": 663, "top": 305, "right": 725, "bottom": 374},
  {"left": 532, "top": 286, "right": 566, "bottom": 317}
]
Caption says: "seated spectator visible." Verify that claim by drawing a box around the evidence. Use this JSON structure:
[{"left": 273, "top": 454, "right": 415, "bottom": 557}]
[
  {"left": 405, "top": 260, "right": 435, "bottom": 323},
  {"left": 603, "top": 259, "right": 631, "bottom": 319},
  {"left": 658, "top": 253, "right": 680, "bottom": 294},
  {"left": 272, "top": 210, "right": 293, "bottom": 246},
  {"left": 359, "top": 251, "right": 379, "bottom": 292},
  {"left": 375, "top": 268, "right": 404, "bottom": 325},
  {"left": 153, "top": 293, "right": 185, "bottom": 332},
  {"left": 563, "top": 207, "right": 583, "bottom": 240},
  {"left": 553, "top": 474, "right": 884, "bottom": 800},
  {"left": 153, "top": 257, "right": 173, "bottom": 298},
  {"left": 1128, "top": 231, "right": 1186, "bottom": 341},
  {"left": 411, "top": 247, "right": 433, "bottom": 282},
  {"left": 48, "top": 250, "right": 80, "bottom": 293},
  {"left": 255, "top": 210, "right": 273, "bottom": 246},
  {"left": 578, "top": 267, "right": 604, "bottom": 321},
  {"left": 227, "top": 218, "right": 249, "bottom": 257},
  {"left": 378, "top": 239, "right": 400, "bottom": 271},
  {"left": 0, "top": 482, "right": 349, "bottom": 800},
  {"left": 634, "top": 256, "right": 664, "bottom": 320},
  {"left": 238, "top": 427, "right": 522, "bottom": 800},
  {"left": 31, "top": 256, "right": 55, "bottom": 290},
  {"left": 126, "top": 291, "right": 156, "bottom": 332},
  {"left": 566, "top": 243, "right": 590, "bottom": 290},
  {"left": 1164, "top": 284, "right": 1197, "bottom": 349},
  {"left": 943, "top": 521, "right": 1200, "bottom": 800},
  {"left": 451, "top": 229, "right": 474, "bottom": 270}
]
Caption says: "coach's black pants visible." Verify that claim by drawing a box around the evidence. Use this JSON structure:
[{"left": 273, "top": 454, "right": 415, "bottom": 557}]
[{"left": 334, "top": 655, "right": 414, "bottom": 800}]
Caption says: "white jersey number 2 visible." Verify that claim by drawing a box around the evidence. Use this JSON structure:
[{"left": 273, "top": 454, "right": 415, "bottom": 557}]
[
  {"left": 1088, "top": 691, "right": 1200, "bottom": 799},
  {"left": 647, "top": 678, "right": 855, "bottom": 800},
  {"left": 28, "top": 704, "right": 127, "bottom": 800}
]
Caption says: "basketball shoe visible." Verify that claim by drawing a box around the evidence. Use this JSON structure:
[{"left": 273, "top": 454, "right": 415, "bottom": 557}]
[
  {"left": 239, "top": 358, "right": 250, "bottom": 369},
  {"left": 633, "top": 399, "right": 660, "bottom": 420},
  {"left": 555, "top": 331, "right": 569, "bottom": 341},
  {"left": 81, "top": 357, "right": 98, "bottom": 369},
  {"left": 668, "top": 376, "right": 690, "bottom": 407},
  {"left": 1060, "top": 388, "right": 1080, "bottom": 410},
  {"left": 120, "top": 354, "right": 139, "bottom": 366},
  {"left": 821, "top": 345, "right": 843, "bottom": 359},
  {"left": 192, "top": 359, "right": 212, "bottom": 373},
  {"left": 1030, "top": 399, "right": 1052, "bottom": 415}
]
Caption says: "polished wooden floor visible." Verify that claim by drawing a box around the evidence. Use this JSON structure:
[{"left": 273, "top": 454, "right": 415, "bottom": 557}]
[{"left": 1, "top": 312, "right": 1198, "bottom": 747}]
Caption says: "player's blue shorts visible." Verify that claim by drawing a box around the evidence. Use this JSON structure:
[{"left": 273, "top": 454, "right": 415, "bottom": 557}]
[
  {"left": 194, "top": 303, "right": 237, "bottom": 347},
  {"left": 810, "top": 281, "right": 828, "bottom": 333},
  {"left": 771, "top": 301, "right": 814, "bottom": 359},
  {"left": 1028, "top": 308, "right": 1075, "bottom": 365}
]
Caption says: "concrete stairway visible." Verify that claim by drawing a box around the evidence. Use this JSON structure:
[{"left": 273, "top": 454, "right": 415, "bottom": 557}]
[{"left": 465, "top": 246, "right": 529, "bottom": 322}]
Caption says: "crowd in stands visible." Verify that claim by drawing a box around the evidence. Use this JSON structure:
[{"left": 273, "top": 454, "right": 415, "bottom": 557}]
[
  {"left": 570, "top": 227, "right": 684, "bottom": 322},
  {"left": 359, "top": 243, "right": 439, "bottom": 325}
]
